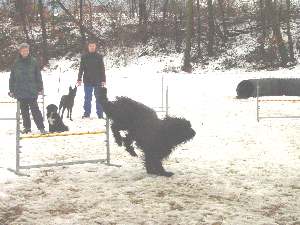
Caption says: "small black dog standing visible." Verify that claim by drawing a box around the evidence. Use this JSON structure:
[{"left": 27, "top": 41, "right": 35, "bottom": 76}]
[
  {"left": 59, "top": 86, "right": 77, "bottom": 121},
  {"left": 46, "top": 104, "right": 69, "bottom": 133}
]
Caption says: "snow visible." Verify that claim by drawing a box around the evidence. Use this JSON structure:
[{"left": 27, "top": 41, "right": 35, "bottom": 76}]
[{"left": 0, "top": 55, "right": 300, "bottom": 225}]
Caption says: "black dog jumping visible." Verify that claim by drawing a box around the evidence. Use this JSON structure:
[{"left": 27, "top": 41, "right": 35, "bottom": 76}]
[
  {"left": 97, "top": 87, "right": 196, "bottom": 177},
  {"left": 59, "top": 86, "right": 77, "bottom": 121},
  {"left": 46, "top": 104, "right": 69, "bottom": 133}
]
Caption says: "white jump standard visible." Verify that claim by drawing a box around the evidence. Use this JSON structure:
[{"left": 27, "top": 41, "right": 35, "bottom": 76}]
[{"left": 5, "top": 101, "right": 120, "bottom": 177}]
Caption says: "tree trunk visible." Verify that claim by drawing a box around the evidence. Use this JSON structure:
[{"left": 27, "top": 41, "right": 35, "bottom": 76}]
[
  {"left": 74, "top": 0, "right": 78, "bottom": 16},
  {"left": 182, "top": 0, "right": 193, "bottom": 72},
  {"left": 138, "top": 0, "right": 147, "bottom": 43},
  {"left": 37, "top": 0, "right": 49, "bottom": 65},
  {"left": 162, "top": 0, "right": 169, "bottom": 20},
  {"left": 129, "top": 0, "right": 135, "bottom": 18},
  {"left": 174, "top": 14, "right": 181, "bottom": 53},
  {"left": 286, "top": 0, "right": 295, "bottom": 61},
  {"left": 196, "top": 0, "right": 202, "bottom": 59},
  {"left": 257, "top": 0, "right": 267, "bottom": 63},
  {"left": 79, "top": 0, "right": 86, "bottom": 50},
  {"left": 218, "top": 0, "right": 228, "bottom": 42},
  {"left": 87, "top": 0, "right": 93, "bottom": 29},
  {"left": 16, "top": 0, "right": 31, "bottom": 43},
  {"left": 207, "top": 0, "right": 215, "bottom": 57},
  {"left": 265, "top": 0, "right": 288, "bottom": 66}
]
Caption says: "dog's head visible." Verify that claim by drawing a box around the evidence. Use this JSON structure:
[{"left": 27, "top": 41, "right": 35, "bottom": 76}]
[
  {"left": 46, "top": 104, "right": 58, "bottom": 113},
  {"left": 69, "top": 86, "right": 77, "bottom": 97},
  {"left": 161, "top": 116, "right": 196, "bottom": 148}
]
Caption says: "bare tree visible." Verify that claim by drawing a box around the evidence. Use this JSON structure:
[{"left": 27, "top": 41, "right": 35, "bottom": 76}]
[
  {"left": 79, "top": 0, "right": 87, "bottom": 49},
  {"left": 286, "top": 0, "right": 295, "bottom": 61},
  {"left": 15, "top": 0, "right": 30, "bottom": 43},
  {"left": 138, "top": 0, "right": 148, "bottom": 43},
  {"left": 258, "top": 0, "right": 267, "bottom": 62},
  {"left": 207, "top": 0, "right": 215, "bottom": 56},
  {"left": 196, "top": 0, "right": 202, "bottom": 58},
  {"left": 265, "top": 0, "right": 288, "bottom": 66},
  {"left": 182, "top": 0, "right": 193, "bottom": 72},
  {"left": 87, "top": 0, "right": 94, "bottom": 29},
  {"left": 162, "top": 0, "right": 169, "bottom": 20},
  {"left": 218, "top": 0, "right": 228, "bottom": 42},
  {"left": 37, "top": 0, "right": 49, "bottom": 65}
]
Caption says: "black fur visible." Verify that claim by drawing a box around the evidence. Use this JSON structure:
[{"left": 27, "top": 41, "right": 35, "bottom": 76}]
[
  {"left": 46, "top": 104, "right": 69, "bottom": 133},
  {"left": 59, "top": 86, "right": 77, "bottom": 121},
  {"left": 97, "top": 87, "right": 196, "bottom": 177}
]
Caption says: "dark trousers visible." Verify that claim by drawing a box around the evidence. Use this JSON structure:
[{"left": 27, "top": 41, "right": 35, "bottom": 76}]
[
  {"left": 83, "top": 84, "right": 103, "bottom": 117},
  {"left": 19, "top": 98, "right": 45, "bottom": 130}
]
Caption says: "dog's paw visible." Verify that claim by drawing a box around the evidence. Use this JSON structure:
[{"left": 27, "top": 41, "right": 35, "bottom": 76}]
[
  {"left": 146, "top": 170, "right": 174, "bottom": 177},
  {"left": 125, "top": 146, "right": 138, "bottom": 157},
  {"left": 160, "top": 171, "right": 174, "bottom": 177},
  {"left": 129, "top": 150, "right": 138, "bottom": 157}
]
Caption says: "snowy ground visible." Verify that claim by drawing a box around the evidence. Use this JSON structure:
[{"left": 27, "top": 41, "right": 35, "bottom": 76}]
[{"left": 0, "top": 55, "right": 300, "bottom": 225}]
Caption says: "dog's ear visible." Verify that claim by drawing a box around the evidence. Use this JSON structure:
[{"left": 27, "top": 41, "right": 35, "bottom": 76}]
[{"left": 69, "top": 86, "right": 72, "bottom": 92}]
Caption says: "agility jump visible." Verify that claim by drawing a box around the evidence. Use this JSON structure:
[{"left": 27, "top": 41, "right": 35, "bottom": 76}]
[
  {"left": 3, "top": 101, "right": 120, "bottom": 176},
  {"left": 2, "top": 75, "right": 170, "bottom": 176},
  {"left": 256, "top": 80, "right": 300, "bottom": 122}
]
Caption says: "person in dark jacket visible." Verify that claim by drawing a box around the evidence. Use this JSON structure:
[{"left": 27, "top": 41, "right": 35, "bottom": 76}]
[
  {"left": 77, "top": 40, "right": 106, "bottom": 119},
  {"left": 9, "top": 43, "right": 46, "bottom": 134}
]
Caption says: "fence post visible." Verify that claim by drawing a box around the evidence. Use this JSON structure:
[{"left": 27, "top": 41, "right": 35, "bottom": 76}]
[
  {"left": 166, "top": 86, "right": 169, "bottom": 116},
  {"left": 15, "top": 101, "right": 21, "bottom": 173},
  {"left": 42, "top": 91, "right": 45, "bottom": 121},
  {"left": 106, "top": 117, "right": 110, "bottom": 165},
  {"left": 256, "top": 80, "right": 260, "bottom": 122},
  {"left": 161, "top": 75, "right": 164, "bottom": 112}
]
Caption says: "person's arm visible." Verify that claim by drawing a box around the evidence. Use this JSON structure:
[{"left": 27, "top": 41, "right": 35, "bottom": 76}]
[
  {"left": 9, "top": 67, "right": 15, "bottom": 97},
  {"left": 99, "top": 55, "right": 106, "bottom": 86},
  {"left": 77, "top": 56, "right": 85, "bottom": 84},
  {"left": 34, "top": 59, "right": 44, "bottom": 94}
]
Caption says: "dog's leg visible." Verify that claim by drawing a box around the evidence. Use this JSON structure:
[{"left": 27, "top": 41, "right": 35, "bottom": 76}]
[
  {"left": 59, "top": 101, "right": 63, "bottom": 115},
  {"left": 123, "top": 134, "right": 137, "bottom": 157},
  {"left": 67, "top": 108, "right": 69, "bottom": 118},
  {"left": 69, "top": 108, "right": 73, "bottom": 121},
  {"left": 61, "top": 107, "right": 66, "bottom": 119},
  {"left": 111, "top": 122, "right": 123, "bottom": 146},
  {"left": 144, "top": 151, "right": 174, "bottom": 177}
]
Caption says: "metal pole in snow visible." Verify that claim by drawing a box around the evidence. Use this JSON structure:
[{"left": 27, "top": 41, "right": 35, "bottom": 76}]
[
  {"left": 16, "top": 101, "right": 21, "bottom": 173},
  {"left": 42, "top": 90, "right": 45, "bottom": 121},
  {"left": 106, "top": 118, "right": 110, "bottom": 165},
  {"left": 256, "top": 80, "right": 260, "bottom": 122},
  {"left": 166, "top": 86, "right": 169, "bottom": 116},
  {"left": 162, "top": 75, "right": 164, "bottom": 112}
]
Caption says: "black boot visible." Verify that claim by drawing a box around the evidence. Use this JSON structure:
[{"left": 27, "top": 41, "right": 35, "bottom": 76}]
[{"left": 21, "top": 128, "right": 31, "bottom": 134}]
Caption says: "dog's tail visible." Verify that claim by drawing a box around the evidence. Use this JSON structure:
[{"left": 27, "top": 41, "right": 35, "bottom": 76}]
[{"left": 96, "top": 87, "right": 114, "bottom": 117}]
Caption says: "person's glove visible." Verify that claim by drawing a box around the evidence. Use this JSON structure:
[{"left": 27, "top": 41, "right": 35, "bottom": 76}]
[
  {"left": 8, "top": 92, "right": 14, "bottom": 98},
  {"left": 101, "top": 82, "right": 106, "bottom": 87},
  {"left": 38, "top": 90, "right": 44, "bottom": 95}
]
